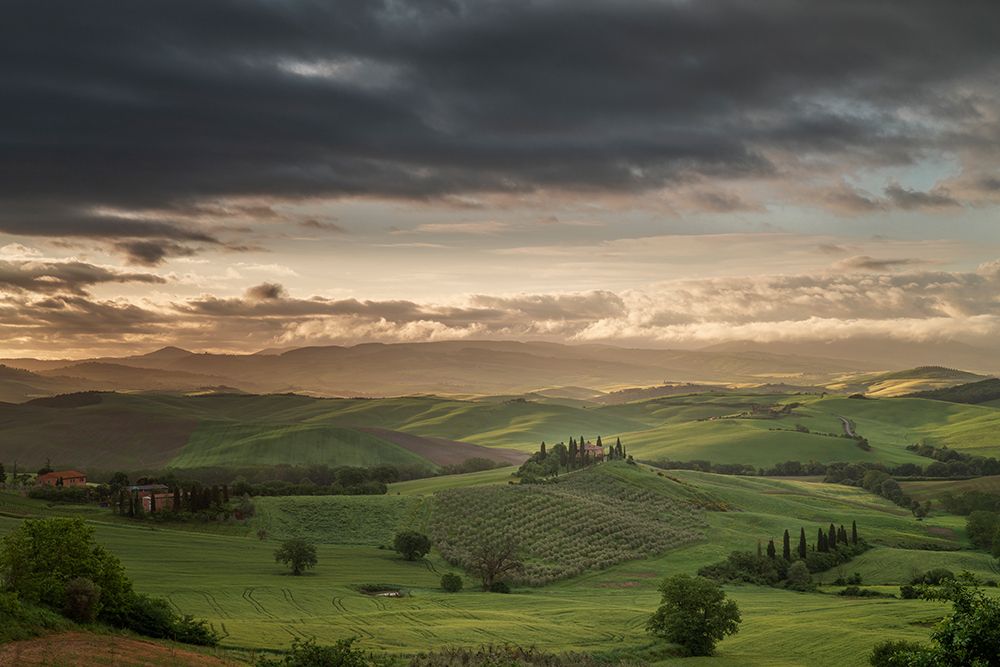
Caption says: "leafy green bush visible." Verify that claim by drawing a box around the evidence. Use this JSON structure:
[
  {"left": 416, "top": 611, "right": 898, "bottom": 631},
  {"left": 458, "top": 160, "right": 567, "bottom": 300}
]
[
  {"left": 394, "top": 531, "right": 432, "bottom": 561},
  {"left": 257, "top": 637, "right": 392, "bottom": 667},
  {"left": 62, "top": 577, "right": 101, "bottom": 623},
  {"left": 0, "top": 517, "right": 217, "bottom": 645},
  {"left": 869, "top": 640, "right": 929, "bottom": 666},
  {"left": 698, "top": 551, "right": 784, "bottom": 585},
  {"left": 912, "top": 568, "right": 955, "bottom": 585},
  {"left": 785, "top": 561, "right": 813, "bottom": 592},
  {"left": 489, "top": 581, "right": 511, "bottom": 594},
  {"left": 440, "top": 573, "right": 463, "bottom": 593},
  {"left": 899, "top": 584, "right": 920, "bottom": 599},
  {"left": 838, "top": 586, "right": 890, "bottom": 598},
  {"left": 0, "top": 517, "right": 132, "bottom": 620},
  {"left": 408, "top": 645, "right": 641, "bottom": 666}
]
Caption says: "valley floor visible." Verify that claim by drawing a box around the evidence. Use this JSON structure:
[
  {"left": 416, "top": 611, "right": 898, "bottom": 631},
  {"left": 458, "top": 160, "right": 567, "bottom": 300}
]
[{"left": 3, "top": 465, "right": 997, "bottom": 666}]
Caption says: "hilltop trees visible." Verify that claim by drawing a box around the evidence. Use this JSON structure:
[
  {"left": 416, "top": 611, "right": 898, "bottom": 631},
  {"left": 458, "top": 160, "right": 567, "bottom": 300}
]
[
  {"left": 274, "top": 538, "right": 318, "bottom": 576},
  {"left": 782, "top": 530, "right": 791, "bottom": 561},
  {"left": 518, "top": 435, "right": 625, "bottom": 481},
  {"left": 647, "top": 574, "right": 741, "bottom": 656}
]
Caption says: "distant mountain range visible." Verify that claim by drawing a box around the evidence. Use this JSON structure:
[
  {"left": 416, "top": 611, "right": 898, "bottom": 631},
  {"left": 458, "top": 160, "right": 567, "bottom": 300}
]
[{"left": 1, "top": 339, "right": 995, "bottom": 403}]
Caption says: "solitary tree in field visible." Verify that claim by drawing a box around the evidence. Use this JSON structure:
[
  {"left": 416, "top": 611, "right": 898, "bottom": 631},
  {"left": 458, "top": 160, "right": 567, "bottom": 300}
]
[
  {"left": 274, "top": 538, "right": 318, "bottom": 575},
  {"left": 851, "top": 520, "right": 858, "bottom": 545},
  {"left": 782, "top": 530, "right": 791, "bottom": 561},
  {"left": 468, "top": 535, "right": 523, "bottom": 591},
  {"left": 647, "top": 574, "right": 741, "bottom": 656},
  {"left": 798, "top": 527, "right": 807, "bottom": 559},
  {"left": 393, "top": 531, "right": 432, "bottom": 561}
]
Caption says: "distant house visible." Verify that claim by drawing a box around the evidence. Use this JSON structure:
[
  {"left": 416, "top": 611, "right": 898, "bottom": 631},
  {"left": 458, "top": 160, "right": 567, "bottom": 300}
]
[
  {"left": 129, "top": 484, "right": 172, "bottom": 513},
  {"left": 582, "top": 441, "right": 605, "bottom": 462},
  {"left": 36, "top": 470, "right": 87, "bottom": 487}
]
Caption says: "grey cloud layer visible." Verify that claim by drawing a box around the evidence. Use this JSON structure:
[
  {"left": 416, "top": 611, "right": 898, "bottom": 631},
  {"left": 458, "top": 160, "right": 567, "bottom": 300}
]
[{"left": 2, "top": 0, "right": 999, "bottom": 256}]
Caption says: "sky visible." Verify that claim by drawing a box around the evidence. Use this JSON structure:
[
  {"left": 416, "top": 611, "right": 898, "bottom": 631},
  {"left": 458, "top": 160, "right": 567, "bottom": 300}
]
[{"left": 1, "top": 0, "right": 999, "bottom": 358}]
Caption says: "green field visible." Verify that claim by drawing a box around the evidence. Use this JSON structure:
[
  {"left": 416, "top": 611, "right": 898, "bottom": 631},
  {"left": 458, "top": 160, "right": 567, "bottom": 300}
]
[
  {"left": 2, "top": 462, "right": 995, "bottom": 665},
  {"left": 4, "top": 389, "right": 1000, "bottom": 471}
]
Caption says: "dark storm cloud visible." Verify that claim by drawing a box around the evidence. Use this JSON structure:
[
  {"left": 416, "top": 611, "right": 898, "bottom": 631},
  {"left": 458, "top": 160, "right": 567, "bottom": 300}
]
[
  {"left": 115, "top": 240, "right": 198, "bottom": 266},
  {"left": 0, "top": 259, "right": 165, "bottom": 295},
  {"left": 2, "top": 0, "right": 998, "bottom": 241},
  {"left": 884, "top": 183, "right": 962, "bottom": 210}
]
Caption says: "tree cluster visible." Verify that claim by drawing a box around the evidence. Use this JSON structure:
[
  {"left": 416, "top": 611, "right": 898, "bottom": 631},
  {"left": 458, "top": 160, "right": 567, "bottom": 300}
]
[
  {"left": 699, "top": 521, "right": 867, "bottom": 587},
  {"left": 0, "top": 517, "right": 217, "bottom": 645},
  {"left": 517, "top": 436, "right": 626, "bottom": 482}
]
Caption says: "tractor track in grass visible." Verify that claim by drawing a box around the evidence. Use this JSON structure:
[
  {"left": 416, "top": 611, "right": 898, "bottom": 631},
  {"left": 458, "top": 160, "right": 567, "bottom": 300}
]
[
  {"left": 282, "top": 588, "right": 311, "bottom": 615},
  {"left": 368, "top": 596, "right": 388, "bottom": 611},
  {"left": 171, "top": 590, "right": 231, "bottom": 619},
  {"left": 331, "top": 596, "right": 349, "bottom": 614},
  {"left": 281, "top": 624, "right": 313, "bottom": 641},
  {"left": 432, "top": 598, "right": 477, "bottom": 620},
  {"left": 243, "top": 587, "right": 277, "bottom": 619}
]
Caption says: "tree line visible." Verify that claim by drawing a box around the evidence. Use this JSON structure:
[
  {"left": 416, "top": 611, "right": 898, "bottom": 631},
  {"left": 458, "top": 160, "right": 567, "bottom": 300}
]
[{"left": 699, "top": 520, "right": 868, "bottom": 589}]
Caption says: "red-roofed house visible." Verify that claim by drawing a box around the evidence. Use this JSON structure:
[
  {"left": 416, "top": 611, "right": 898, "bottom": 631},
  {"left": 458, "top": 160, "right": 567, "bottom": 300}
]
[{"left": 36, "top": 470, "right": 87, "bottom": 487}]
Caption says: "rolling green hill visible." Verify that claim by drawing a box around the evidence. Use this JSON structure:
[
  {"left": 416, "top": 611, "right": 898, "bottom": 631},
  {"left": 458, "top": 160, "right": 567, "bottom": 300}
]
[
  {"left": 3, "top": 388, "right": 1000, "bottom": 471},
  {"left": 907, "top": 377, "right": 1000, "bottom": 405},
  {"left": 2, "top": 462, "right": 994, "bottom": 666}
]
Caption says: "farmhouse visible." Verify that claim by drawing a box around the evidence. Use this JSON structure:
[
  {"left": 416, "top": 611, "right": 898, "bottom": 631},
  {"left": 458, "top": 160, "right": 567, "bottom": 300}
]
[
  {"left": 129, "top": 483, "right": 172, "bottom": 513},
  {"left": 582, "top": 441, "right": 605, "bottom": 462},
  {"left": 36, "top": 470, "right": 87, "bottom": 487}
]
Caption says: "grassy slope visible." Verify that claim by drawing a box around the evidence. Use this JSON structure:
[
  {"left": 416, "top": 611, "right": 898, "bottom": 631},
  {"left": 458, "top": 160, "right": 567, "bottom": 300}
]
[
  {"left": 4, "top": 390, "right": 1000, "bottom": 471},
  {"left": 2, "top": 463, "right": 995, "bottom": 666}
]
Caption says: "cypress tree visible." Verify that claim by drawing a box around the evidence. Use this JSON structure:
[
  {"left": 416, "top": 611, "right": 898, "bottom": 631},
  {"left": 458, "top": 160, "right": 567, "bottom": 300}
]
[
  {"left": 615, "top": 437, "right": 623, "bottom": 459},
  {"left": 798, "top": 527, "right": 807, "bottom": 558},
  {"left": 150, "top": 492, "right": 157, "bottom": 514},
  {"left": 828, "top": 523, "right": 837, "bottom": 548},
  {"left": 128, "top": 491, "right": 136, "bottom": 518},
  {"left": 223, "top": 483, "right": 230, "bottom": 503},
  {"left": 569, "top": 440, "right": 577, "bottom": 468},
  {"left": 173, "top": 487, "right": 182, "bottom": 512},
  {"left": 596, "top": 436, "right": 602, "bottom": 448},
  {"left": 851, "top": 520, "right": 858, "bottom": 545},
  {"left": 782, "top": 529, "right": 791, "bottom": 560},
  {"left": 766, "top": 539, "right": 776, "bottom": 559},
  {"left": 838, "top": 524, "right": 848, "bottom": 544},
  {"left": 817, "top": 528, "right": 826, "bottom": 552},
  {"left": 757, "top": 541, "right": 763, "bottom": 558}
]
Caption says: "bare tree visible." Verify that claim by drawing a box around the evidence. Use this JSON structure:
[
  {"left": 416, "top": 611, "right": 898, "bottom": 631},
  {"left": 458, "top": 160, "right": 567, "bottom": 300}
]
[{"left": 467, "top": 535, "right": 523, "bottom": 591}]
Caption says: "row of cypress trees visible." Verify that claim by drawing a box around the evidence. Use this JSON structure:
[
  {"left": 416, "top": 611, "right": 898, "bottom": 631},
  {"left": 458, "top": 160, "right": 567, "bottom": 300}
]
[{"left": 761, "top": 520, "right": 860, "bottom": 560}]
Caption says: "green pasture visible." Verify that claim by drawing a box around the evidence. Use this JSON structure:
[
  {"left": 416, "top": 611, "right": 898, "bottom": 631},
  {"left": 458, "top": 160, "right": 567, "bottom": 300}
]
[{"left": 2, "top": 463, "right": 997, "bottom": 665}]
